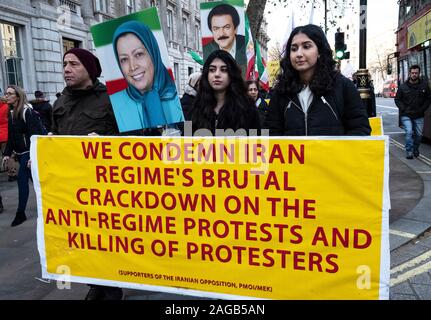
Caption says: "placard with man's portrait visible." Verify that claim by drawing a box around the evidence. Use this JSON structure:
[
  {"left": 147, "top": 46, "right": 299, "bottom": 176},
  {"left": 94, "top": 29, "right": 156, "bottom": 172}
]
[{"left": 201, "top": 0, "right": 247, "bottom": 77}]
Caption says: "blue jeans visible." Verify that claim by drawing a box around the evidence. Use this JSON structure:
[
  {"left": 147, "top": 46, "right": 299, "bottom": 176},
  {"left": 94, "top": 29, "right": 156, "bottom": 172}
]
[
  {"left": 401, "top": 116, "right": 424, "bottom": 154},
  {"left": 16, "top": 152, "right": 32, "bottom": 213}
]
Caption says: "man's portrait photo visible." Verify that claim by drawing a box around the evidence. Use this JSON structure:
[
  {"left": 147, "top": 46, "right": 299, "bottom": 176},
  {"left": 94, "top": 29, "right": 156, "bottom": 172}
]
[{"left": 201, "top": 1, "right": 246, "bottom": 76}]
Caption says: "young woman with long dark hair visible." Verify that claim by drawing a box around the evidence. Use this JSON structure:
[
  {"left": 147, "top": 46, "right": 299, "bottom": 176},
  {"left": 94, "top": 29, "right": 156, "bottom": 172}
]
[
  {"left": 265, "top": 24, "right": 370, "bottom": 136},
  {"left": 191, "top": 50, "right": 260, "bottom": 135},
  {"left": 2, "top": 85, "right": 46, "bottom": 226}
]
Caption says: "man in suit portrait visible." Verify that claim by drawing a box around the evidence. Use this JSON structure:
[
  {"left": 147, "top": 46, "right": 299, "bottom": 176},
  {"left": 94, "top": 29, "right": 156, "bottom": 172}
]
[{"left": 203, "top": 3, "right": 246, "bottom": 71}]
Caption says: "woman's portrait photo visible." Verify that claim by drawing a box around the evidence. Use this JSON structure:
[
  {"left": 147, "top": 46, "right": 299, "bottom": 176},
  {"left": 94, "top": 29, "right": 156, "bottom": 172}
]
[{"left": 91, "top": 9, "right": 184, "bottom": 132}]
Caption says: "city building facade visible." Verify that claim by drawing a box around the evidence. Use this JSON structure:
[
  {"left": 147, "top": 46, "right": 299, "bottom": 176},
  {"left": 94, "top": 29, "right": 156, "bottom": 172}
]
[
  {"left": 396, "top": 0, "right": 431, "bottom": 140},
  {"left": 1, "top": 0, "right": 268, "bottom": 101}
]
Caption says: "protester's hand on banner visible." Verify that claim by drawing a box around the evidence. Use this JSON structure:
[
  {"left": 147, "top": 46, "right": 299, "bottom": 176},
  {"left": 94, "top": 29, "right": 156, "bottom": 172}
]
[{"left": 88, "top": 132, "right": 99, "bottom": 136}]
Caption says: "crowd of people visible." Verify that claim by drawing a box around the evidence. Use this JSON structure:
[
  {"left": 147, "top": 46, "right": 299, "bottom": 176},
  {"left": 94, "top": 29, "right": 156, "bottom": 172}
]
[{"left": 2, "top": 21, "right": 430, "bottom": 300}]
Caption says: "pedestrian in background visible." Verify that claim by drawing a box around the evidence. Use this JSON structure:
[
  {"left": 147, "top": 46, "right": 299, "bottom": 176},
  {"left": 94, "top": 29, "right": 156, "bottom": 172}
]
[
  {"left": 265, "top": 24, "right": 370, "bottom": 136},
  {"left": 190, "top": 50, "right": 261, "bottom": 135},
  {"left": 395, "top": 64, "right": 431, "bottom": 159},
  {"left": 53, "top": 47, "right": 122, "bottom": 300},
  {"left": 2, "top": 85, "right": 46, "bottom": 227},
  {"left": 246, "top": 80, "right": 269, "bottom": 127},
  {"left": 0, "top": 96, "right": 7, "bottom": 214},
  {"left": 30, "top": 90, "right": 52, "bottom": 133}
]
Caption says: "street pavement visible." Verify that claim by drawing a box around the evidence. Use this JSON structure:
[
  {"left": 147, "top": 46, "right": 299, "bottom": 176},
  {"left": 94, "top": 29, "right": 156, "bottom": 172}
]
[
  {"left": 0, "top": 98, "right": 430, "bottom": 300},
  {"left": 376, "top": 98, "right": 431, "bottom": 300}
]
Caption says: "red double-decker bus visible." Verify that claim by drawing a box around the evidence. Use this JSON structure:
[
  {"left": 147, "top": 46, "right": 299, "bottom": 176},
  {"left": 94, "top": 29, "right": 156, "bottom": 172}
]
[{"left": 381, "top": 80, "right": 398, "bottom": 98}]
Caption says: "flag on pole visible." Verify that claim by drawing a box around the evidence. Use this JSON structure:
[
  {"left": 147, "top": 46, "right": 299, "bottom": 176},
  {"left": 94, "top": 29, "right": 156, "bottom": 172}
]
[
  {"left": 245, "top": 15, "right": 256, "bottom": 80},
  {"left": 309, "top": 3, "right": 315, "bottom": 24},
  {"left": 282, "top": 7, "right": 296, "bottom": 55},
  {"left": 188, "top": 50, "right": 204, "bottom": 65},
  {"left": 255, "top": 41, "right": 269, "bottom": 91}
]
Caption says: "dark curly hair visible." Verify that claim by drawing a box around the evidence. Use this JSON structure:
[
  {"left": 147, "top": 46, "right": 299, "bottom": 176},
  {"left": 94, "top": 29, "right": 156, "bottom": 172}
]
[
  {"left": 191, "top": 50, "right": 254, "bottom": 133},
  {"left": 275, "top": 24, "right": 337, "bottom": 97}
]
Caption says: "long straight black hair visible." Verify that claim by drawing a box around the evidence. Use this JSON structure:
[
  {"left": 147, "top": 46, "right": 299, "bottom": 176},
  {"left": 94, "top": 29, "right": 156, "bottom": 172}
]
[
  {"left": 276, "top": 24, "right": 337, "bottom": 97},
  {"left": 191, "top": 50, "right": 254, "bottom": 132}
]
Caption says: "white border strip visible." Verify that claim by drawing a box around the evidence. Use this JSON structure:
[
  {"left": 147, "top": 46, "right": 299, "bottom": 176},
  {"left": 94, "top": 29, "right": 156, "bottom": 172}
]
[
  {"left": 30, "top": 136, "right": 49, "bottom": 280},
  {"left": 379, "top": 135, "right": 390, "bottom": 300}
]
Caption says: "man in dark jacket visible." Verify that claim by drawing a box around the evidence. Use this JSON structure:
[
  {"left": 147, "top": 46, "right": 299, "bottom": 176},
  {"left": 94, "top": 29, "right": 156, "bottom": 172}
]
[
  {"left": 395, "top": 65, "right": 431, "bottom": 159},
  {"left": 52, "top": 49, "right": 118, "bottom": 136},
  {"left": 52, "top": 48, "right": 122, "bottom": 300},
  {"left": 30, "top": 90, "right": 52, "bottom": 132}
]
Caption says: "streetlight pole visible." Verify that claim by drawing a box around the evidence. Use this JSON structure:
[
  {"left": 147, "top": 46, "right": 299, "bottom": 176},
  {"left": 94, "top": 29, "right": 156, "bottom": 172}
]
[
  {"left": 324, "top": 0, "right": 327, "bottom": 34},
  {"left": 356, "top": 0, "right": 375, "bottom": 117}
]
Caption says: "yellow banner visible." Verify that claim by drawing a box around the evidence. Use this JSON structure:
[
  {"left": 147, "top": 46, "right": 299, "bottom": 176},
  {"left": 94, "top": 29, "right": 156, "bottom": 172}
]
[
  {"left": 31, "top": 136, "right": 390, "bottom": 300},
  {"left": 369, "top": 117, "right": 384, "bottom": 136},
  {"left": 267, "top": 60, "right": 280, "bottom": 88},
  {"left": 408, "top": 10, "right": 431, "bottom": 48}
]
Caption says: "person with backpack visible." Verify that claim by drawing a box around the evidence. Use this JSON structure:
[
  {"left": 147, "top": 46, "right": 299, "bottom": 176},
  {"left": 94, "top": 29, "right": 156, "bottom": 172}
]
[
  {"left": 265, "top": 24, "right": 370, "bottom": 136},
  {"left": 1, "top": 85, "right": 46, "bottom": 227}
]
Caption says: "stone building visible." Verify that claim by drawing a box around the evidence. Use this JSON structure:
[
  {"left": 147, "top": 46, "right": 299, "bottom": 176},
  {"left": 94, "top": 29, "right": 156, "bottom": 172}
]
[{"left": 0, "top": 0, "right": 268, "bottom": 101}]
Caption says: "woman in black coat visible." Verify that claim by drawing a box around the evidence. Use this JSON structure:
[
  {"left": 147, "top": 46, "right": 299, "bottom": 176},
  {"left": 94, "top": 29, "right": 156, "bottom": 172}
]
[
  {"left": 2, "top": 85, "right": 46, "bottom": 227},
  {"left": 265, "top": 24, "right": 370, "bottom": 136},
  {"left": 190, "top": 50, "right": 261, "bottom": 136}
]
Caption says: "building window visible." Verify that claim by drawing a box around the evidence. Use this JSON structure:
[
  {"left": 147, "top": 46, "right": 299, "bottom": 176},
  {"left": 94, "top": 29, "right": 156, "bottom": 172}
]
[
  {"left": 59, "top": 0, "right": 78, "bottom": 14},
  {"left": 167, "top": 9, "right": 174, "bottom": 41},
  {"left": 126, "top": 0, "right": 135, "bottom": 14},
  {"left": 195, "top": 25, "right": 201, "bottom": 51},
  {"left": 150, "top": 0, "right": 158, "bottom": 7},
  {"left": 174, "top": 62, "right": 180, "bottom": 91},
  {"left": 182, "top": 16, "right": 189, "bottom": 46},
  {"left": 94, "top": 0, "right": 108, "bottom": 13},
  {"left": 0, "top": 22, "right": 23, "bottom": 87},
  {"left": 62, "top": 37, "right": 80, "bottom": 53},
  {"left": 188, "top": 67, "right": 193, "bottom": 76}
]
